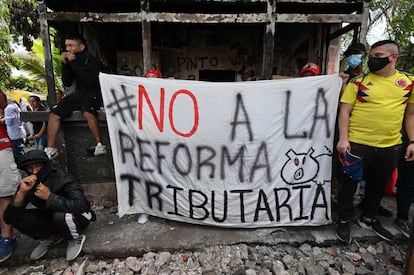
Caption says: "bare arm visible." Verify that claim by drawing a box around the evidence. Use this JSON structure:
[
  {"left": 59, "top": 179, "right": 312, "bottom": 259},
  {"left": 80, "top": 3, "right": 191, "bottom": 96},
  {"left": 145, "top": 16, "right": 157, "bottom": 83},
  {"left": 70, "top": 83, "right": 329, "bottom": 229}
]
[
  {"left": 405, "top": 103, "right": 414, "bottom": 161},
  {"left": 339, "top": 72, "right": 350, "bottom": 99},
  {"left": 37, "top": 122, "right": 47, "bottom": 137},
  {"left": 336, "top": 103, "right": 353, "bottom": 155}
]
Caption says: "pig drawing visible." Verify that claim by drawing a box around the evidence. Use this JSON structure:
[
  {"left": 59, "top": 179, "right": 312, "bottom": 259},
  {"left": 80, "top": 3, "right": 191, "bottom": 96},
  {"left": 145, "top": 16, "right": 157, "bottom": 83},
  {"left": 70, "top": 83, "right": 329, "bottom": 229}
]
[{"left": 281, "top": 147, "right": 332, "bottom": 185}]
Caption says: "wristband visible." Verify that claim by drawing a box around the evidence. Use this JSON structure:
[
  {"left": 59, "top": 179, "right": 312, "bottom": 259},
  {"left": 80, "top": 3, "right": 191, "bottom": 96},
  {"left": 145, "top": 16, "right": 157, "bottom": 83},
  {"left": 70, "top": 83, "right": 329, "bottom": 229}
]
[{"left": 410, "top": 141, "right": 414, "bottom": 144}]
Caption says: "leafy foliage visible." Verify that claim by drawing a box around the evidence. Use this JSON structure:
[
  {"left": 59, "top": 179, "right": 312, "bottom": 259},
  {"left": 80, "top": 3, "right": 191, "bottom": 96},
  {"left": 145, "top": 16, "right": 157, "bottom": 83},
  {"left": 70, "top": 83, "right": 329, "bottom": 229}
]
[
  {"left": 9, "top": 75, "right": 44, "bottom": 92},
  {"left": 12, "top": 37, "right": 63, "bottom": 92},
  {"left": 0, "top": 0, "right": 13, "bottom": 90},
  {"left": 8, "top": 0, "right": 39, "bottom": 51},
  {"left": 3, "top": 0, "right": 61, "bottom": 93},
  {"left": 370, "top": 0, "right": 414, "bottom": 72}
]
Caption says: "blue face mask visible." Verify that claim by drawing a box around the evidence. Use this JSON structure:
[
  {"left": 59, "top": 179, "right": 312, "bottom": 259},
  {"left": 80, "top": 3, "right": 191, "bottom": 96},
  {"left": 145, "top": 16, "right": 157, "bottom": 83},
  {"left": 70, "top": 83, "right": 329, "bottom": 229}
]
[{"left": 346, "top": 54, "right": 363, "bottom": 69}]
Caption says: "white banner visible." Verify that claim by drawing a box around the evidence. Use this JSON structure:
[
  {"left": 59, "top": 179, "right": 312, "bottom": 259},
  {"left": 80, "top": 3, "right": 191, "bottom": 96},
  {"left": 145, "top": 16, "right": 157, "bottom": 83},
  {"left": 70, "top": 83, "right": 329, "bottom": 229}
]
[{"left": 99, "top": 73, "right": 342, "bottom": 228}]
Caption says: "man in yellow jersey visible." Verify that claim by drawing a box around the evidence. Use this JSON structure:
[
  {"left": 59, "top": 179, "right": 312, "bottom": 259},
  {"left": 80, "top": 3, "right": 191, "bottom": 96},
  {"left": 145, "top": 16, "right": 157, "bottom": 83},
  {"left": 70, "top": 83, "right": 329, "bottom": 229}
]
[{"left": 335, "top": 40, "right": 414, "bottom": 243}]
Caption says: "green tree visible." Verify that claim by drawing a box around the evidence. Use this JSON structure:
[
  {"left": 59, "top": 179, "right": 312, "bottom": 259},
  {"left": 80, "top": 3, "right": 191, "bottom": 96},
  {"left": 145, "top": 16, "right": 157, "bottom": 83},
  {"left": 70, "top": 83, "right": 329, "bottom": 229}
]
[
  {"left": 0, "top": 0, "right": 42, "bottom": 91},
  {"left": 8, "top": 0, "right": 39, "bottom": 50},
  {"left": 4, "top": 0, "right": 62, "bottom": 93},
  {"left": 0, "top": 0, "right": 13, "bottom": 90},
  {"left": 370, "top": 0, "right": 414, "bottom": 72},
  {"left": 12, "top": 37, "right": 63, "bottom": 92}
]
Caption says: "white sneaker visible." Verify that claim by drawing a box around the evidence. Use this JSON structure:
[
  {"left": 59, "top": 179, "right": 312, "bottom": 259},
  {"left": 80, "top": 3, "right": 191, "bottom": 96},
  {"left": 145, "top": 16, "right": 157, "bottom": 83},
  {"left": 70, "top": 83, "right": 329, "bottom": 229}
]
[
  {"left": 94, "top": 144, "right": 106, "bottom": 156},
  {"left": 44, "top": 147, "right": 59, "bottom": 160},
  {"left": 138, "top": 214, "right": 149, "bottom": 224},
  {"left": 66, "top": 234, "right": 86, "bottom": 261},
  {"left": 30, "top": 238, "right": 63, "bottom": 260}
]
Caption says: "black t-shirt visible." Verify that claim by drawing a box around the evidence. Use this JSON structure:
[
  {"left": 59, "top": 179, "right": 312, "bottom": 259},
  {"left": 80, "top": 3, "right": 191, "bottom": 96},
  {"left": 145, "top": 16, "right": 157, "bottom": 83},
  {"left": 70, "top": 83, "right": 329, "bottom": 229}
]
[{"left": 32, "top": 105, "right": 47, "bottom": 135}]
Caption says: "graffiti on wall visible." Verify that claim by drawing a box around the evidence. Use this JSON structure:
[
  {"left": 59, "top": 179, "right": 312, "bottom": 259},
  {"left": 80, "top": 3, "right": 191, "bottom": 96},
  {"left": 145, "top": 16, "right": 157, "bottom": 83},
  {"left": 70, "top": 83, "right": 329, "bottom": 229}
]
[
  {"left": 116, "top": 43, "right": 260, "bottom": 81},
  {"left": 117, "top": 51, "right": 160, "bottom": 76}
]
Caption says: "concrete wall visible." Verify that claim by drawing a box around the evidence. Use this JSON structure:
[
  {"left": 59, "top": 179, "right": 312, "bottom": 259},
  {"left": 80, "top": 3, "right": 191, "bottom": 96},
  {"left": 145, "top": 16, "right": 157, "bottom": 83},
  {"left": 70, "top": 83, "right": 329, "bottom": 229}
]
[
  {"left": 116, "top": 24, "right": 262, "bottom": 80},
  {"left": 61, "top": 111, "right": 115, "bottom": 184},
  {"left": 21, "top": 110, "right": 116, "bottom": 205},
  {"left": 113, "top": 23, "right": 336, "bottom": 80}
]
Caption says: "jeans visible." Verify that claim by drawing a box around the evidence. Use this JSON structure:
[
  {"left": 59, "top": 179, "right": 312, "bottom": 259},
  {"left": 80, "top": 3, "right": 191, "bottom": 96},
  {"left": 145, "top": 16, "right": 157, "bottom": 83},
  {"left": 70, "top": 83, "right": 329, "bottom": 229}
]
[
  {"left": 35, "top": 134, "right": 47, "bottom": 150},
  {"left": 337, "top": 142, "right": 401, "bottom": 220},
  {"left": 396, "top": 140, "right": 414, "bottom": 220},
  {"left": 11, "top": 138, "right": 25, "bottom": 160}
]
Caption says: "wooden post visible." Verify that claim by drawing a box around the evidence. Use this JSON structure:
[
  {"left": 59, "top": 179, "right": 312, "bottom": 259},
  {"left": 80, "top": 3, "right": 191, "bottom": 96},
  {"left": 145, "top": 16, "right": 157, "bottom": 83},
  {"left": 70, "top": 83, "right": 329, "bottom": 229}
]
[
  {"left": 359, "top": 0, "right": 369, "bottom": 43},
  {"left": 262, "top": 0, "right": 275, "bottom": 80},
  {"left": 38, "top": 1, "right": 56, "bottom": 107},
  {"left": 308, "top": 25, "right": 322, "bottom": 66},
  {"left": 141, "top": 0, "right": 152, "bottom": 74}
]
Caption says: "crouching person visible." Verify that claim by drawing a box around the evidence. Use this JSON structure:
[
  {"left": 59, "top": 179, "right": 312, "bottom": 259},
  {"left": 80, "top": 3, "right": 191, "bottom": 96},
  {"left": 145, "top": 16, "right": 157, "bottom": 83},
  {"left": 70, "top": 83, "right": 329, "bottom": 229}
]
[{"left": 3, "top": 149, "right": 96, "bottom": 261}]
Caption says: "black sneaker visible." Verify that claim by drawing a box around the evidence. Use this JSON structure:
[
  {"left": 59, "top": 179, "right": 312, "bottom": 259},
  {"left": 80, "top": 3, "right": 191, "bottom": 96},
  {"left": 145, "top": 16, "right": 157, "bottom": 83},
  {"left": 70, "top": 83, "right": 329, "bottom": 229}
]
[
  {"left": 335, "top": 220, "right": 352, "bottom": 244},
  {"left": 377, "top": 205, "right": 393, "bottom": 217},
  {"left": 357, "top": 216, "right": 394, "bottom": 241},
  {"left": 395, "top": 219, "right": 410, "bottom": 238},
  {"left": 357, "top": 202, "right": 393, "bottom": 217}
]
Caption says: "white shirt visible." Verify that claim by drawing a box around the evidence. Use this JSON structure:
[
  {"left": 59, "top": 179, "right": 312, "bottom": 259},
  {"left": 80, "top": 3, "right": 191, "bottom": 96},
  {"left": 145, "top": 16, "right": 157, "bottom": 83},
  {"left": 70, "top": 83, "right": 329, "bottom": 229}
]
[{"left": 4, "top": 103, "right": 26, "bottom": 140}]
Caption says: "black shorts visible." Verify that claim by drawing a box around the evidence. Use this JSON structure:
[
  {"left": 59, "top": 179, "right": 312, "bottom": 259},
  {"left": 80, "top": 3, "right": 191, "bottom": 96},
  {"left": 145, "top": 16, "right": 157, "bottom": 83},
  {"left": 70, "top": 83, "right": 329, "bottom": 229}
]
[{"left": 51, "top": 93, "right": 100, "bottom": 118}]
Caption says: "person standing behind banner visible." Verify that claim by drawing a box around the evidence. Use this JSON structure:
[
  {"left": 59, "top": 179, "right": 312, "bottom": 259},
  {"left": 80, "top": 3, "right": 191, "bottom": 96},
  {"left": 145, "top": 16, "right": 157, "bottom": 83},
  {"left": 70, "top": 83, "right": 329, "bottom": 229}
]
[
  {"left": 335, "top": 40, "right": 414, "bottom": 244},
  {"left": 27, "top": 95, "right": 48, "bottom": 150},
  {"left": 0, "top": 98, "right": 25, "bottom": 161},
  {"left": 145, "top": 69, "right": 162, "bottom": 78},
  {"left": 136, "top": 68, "right": 163, "bottom": 225},
  {"left": 343, "top": 43, "right": 366, "bottom": 81},
  {"left": 299, "top": 62, "right": 320, "bottom": 77},
  {"left": 0, "top": 90, "right": 20, "bottom": 262}
]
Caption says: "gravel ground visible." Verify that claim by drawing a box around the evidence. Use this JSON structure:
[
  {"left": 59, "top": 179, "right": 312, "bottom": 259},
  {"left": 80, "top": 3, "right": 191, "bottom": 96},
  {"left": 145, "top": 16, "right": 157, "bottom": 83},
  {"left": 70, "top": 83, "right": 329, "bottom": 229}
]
[{"left": 1, "top": 239, "right": 408, "bottom": 274}]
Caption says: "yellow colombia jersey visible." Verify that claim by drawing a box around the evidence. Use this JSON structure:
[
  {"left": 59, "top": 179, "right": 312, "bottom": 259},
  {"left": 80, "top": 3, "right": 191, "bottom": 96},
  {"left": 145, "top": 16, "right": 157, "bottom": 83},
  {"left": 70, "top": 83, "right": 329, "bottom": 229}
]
[{"left": 341, "top": 70, "right": 414, "bottom": 148}]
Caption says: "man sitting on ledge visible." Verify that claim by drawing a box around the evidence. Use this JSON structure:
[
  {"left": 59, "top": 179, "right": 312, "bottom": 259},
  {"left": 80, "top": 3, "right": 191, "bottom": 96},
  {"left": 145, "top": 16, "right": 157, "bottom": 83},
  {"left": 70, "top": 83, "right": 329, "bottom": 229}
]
[{"left": 44, "top": 34, "right": 106, "bottom": 159}]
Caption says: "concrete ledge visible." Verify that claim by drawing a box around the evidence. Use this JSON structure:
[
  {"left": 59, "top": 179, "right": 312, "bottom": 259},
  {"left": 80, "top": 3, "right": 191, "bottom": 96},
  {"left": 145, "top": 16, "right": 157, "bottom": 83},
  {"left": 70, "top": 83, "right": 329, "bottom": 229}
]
[
  {"left": 21, "top": 110, "right": 115, "bottom": 184},
  {"left": 61, "top": 118, "right": 114, "bottom": 184},
  {"left": 82, "top": 182, "right": 117, "bottom": 208},
  {"left": 21, "top": 110, "right": 107, "bottom": 122}
]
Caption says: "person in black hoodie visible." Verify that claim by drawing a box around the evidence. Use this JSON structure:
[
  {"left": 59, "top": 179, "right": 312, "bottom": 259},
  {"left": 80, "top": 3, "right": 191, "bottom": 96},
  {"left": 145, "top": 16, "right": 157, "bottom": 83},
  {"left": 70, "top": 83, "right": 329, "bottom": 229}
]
[
  {"left": 3, "top": 149, "right": 96, "bottom": 261},
  {"left": 44, "top": 34, "right": 106, "bottom": 159}
]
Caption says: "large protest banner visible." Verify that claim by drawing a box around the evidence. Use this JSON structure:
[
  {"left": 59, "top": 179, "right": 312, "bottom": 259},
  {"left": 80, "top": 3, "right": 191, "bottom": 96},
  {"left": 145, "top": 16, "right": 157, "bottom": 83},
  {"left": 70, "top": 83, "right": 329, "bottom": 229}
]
[{"left": 99, "top": 73, "right": 342, "bottom": 228}]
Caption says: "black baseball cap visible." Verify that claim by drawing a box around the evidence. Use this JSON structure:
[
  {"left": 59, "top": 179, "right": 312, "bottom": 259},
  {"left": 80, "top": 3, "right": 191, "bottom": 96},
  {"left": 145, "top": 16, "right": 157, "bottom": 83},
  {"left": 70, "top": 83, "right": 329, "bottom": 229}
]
[{"left": 344, "top": 43, "right": 366, "bottom": 55}]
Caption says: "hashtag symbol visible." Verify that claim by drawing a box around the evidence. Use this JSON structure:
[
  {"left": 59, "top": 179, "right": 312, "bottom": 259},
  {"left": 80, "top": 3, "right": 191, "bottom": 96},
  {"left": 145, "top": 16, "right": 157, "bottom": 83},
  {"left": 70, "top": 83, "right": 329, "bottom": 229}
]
[{"left": 106, "top": 84, "right": 136, "bottom": 123}]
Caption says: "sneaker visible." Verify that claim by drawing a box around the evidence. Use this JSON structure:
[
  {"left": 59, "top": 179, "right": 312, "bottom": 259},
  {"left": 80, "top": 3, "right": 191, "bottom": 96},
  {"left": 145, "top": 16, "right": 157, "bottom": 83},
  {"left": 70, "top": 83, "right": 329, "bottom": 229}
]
[
  {"left": 30, "top": 238, "right": 63, "bottom": 260},
  {"left": 44, "top": 147, "right": 59, "bottom": 160},
  {"left": 377, "top": 205, "right": 393, "bottom": 217},
  {"left": 94, "top": 144, "right": 106, "bottom": 156},
  {"left": 395, "top": 219, "right": 410, "bottom": 238},
  {"left": 138, "top": 213, "right": 149, "bottom": 224},
  {"left": 357, "top": 202, "right": 393, "bottom": 217},
  {"left": 66, "top": 234, "right": 86, "bottom": 261},
  {"left": 0, "top": 237, "right": 16, "bottom": 263},
  {"left": 335, "top": 220, "right": 352, "bottom": 244},
  {"left": 357, "top": 216, "right": 394, "bottom": 241}
]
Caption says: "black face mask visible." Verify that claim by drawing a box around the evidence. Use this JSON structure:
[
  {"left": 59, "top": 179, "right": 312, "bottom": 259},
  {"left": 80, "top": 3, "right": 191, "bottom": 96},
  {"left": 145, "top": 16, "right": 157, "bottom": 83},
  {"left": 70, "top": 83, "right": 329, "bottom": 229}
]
[{"left": 368, "top": 56, "right": 390, "bottom": 72}]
